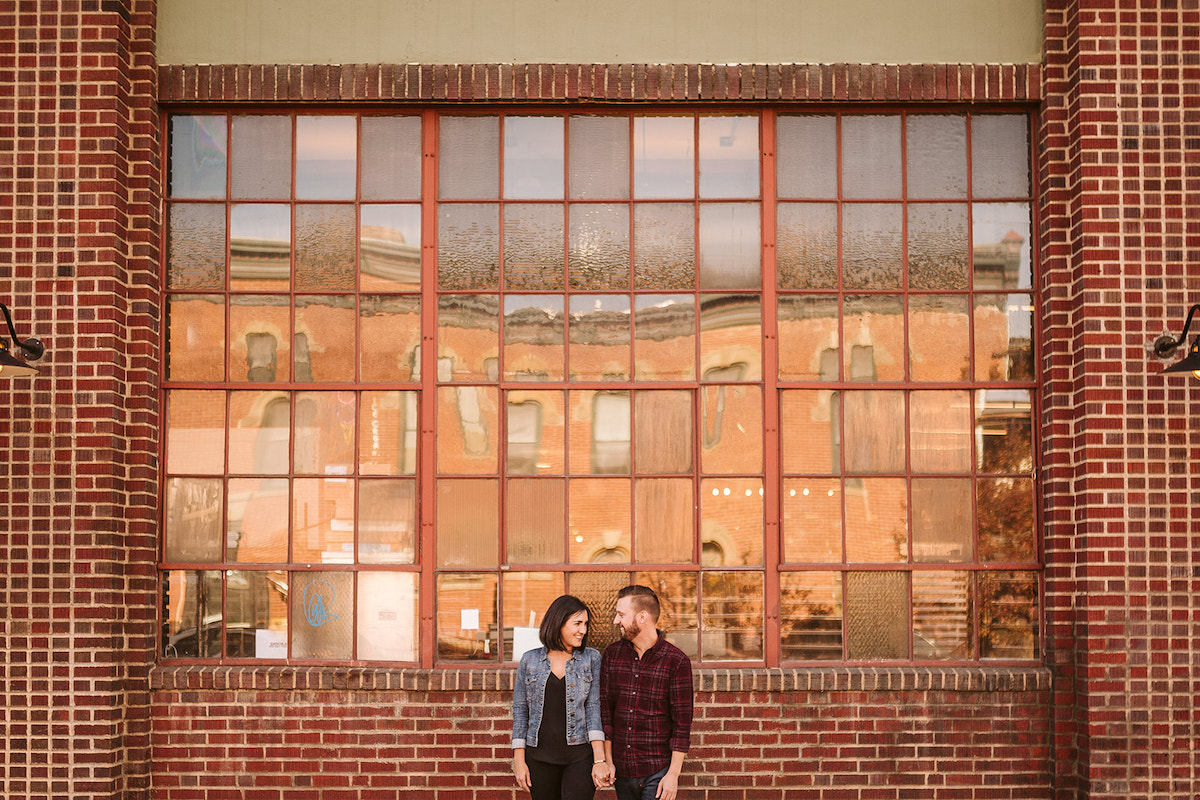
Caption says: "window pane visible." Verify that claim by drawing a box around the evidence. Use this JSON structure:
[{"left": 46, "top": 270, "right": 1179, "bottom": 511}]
[
  {"left": 634, "top": 478, "right": 693, "bottom": 563},
  {"left": 436, "top": 479, "right": 499, "bottom": 568},
  {"left": 361, "top": 115, "right": 422, "bottom": 201},
  {"left": 231, "top": 115, "right": 291, "bottom": 199},
  {"left": 699, "top": 115, "right": 758, "bottom": 198},
  {"left": 842, "top": 115, "right": 901, "bottom": 199},
  {"left": 503, "top": 204, "right": 565, "bottom": 290},
  {"left": 436, "top": 386, "right": 499, "bottom": 474},
  {"left": 358, "top": 479, "right": 417, "bottom": 564},
  {"left": 229, "top": 295, "right": 291, "bottom": 382},
  {"left": 909, "top": 295, "right": 970, "bottom": 382},
  {"left": 907, "top": 203, "right": 968, "bottom": 290},
  {"left": 780, "top": 390, "right": 839, "bottom": 475},
  {"left": 845, "top": 570, "right": 908, "bottom": 659},
  {"left": 971, "top": 115, "right": 1030, "bottom": 198},
  {"left": 912, "top": 571, "right": 972, "bottom": 660},
  {"left": 974, "top": 293, "right": 1034, "bottom": 381},
  {"left": 360, "top": 204, "right": 422, "bottom": 290},
  {"left": 163, "top": 569, "right": 223, "bottom": 658},
  {"left": 295, "top": 204, "right": 356, "bottom": 291},
  {"left": 905, "top": 115, "right": 967, "bottom": 199},
  {"left": 776, "top": 114, "right": 837, "bottom": 199},
  {"left": 569, "top": 572, "right": 632, "bottom": 654},
  {"left": 507, "top": 479, "right": 566, "bottom": 564},
  {"left": 168, "top": 203, "right": 226, "bottom": 290},
  {"left": 294, "top": 391, "right": 355, "bottom": 475},
  {"left": 633, "top": 203, "right": 695, "bottom": 290},
  {"left": 843, "top": 391, "right": 905, "bottom": 473},
  {"left": 569, "top": 115, "right": 630, "bottom": 200},
  {"left": 357, "top": 571, "right": 418, "bottom": 660},
  {"left": 166, "top": 390, "right": 226, "bottom": 475},
  {"left": 780, "top": 571, "right": 842, "bottom": 660},
  {"left": 700, "top": 295, "right": 761, "bottom": 383},
  {"left": 568, "top": 296, "right": 631, "bottom": 382},
  {"left": 438, "top": 294, "right": 500, "bottom": 382},
  {"left": 701, "top": 571, "right": 763, "bottom": 661},
  {"left": 700, "top": 478, "right": 763, "bottom": 566},
  {"left": 977, "top": 477, "right": 1036, "bottom": 562},
  {"left": 911, "top": 477, "right": 972, "bottom": 562},
  {"left": 698, "top": 203, "right": 761, "bottom": 289},
  {"left": 505, "top": 116, "right": 564, "bottom": 200},
  {"left": 634, "top": 571, "right": 698, "bottom": 660},
  {"left": 976, "top": 389, "right": 1033, "bottom": 473},
  {"left": 973, "top": 202, "right": 1032, "bottom": 290},
  {"left": 776, "top": 202, "right": 838, "bottom": 290},
  {"left": 230, "top": 203, "right": 290, "bottom": 291},
  {"left": 164, "top": 478, "right": 224, "bottom": 562},
  {"left": 359, "top": 390, "right": 418, "bottom": 476},
  {"left": 291, "top": 571, "right": 353, "bottom": 658},
  {"left": 227, "top": 569, "right": 288, "bottom": 659},
  {"left": 979, "top": 571, "right": 1038, "bottom": 659},
  {"left": 291, "top": 476, "right": 355, "bottom": 563},
  {"left": 360, "top": 295, "right": 421, "bottom": 383},
  {"left": 842, "top": 204, "right": 903, "bottom": 289},
  {"left": 569, "top": 478, "right": 631, "bottom": 564},
  {"left": 504, "top": 295, "right": 565, "bottom": 381},
  {"left": 777, "top": 296, "right": 839, "bottom": 381},
  {"left": 634, "top": 116, "right": 694, "bottom": 199},
  {"left": 845, "top": 477, "right": 908, "bottom": 563},
  {"left": 439, "top": 115, "right": 499, "bottom": 200},
  {"left": 503, "top": 572, "right": 566, "bottom": 660},
  {"left": 438, "top": 203, "right": 500, "bottom": 290},
  {"left": 296, "top": 116, "right": 356, "bottom": 200},
  {"left": 782, "top": 478, "right": 842, "bottom": 563},
  {"left": 437, "top": 572, "right": 499, "bottom": 660},
  {"left": 226, "top": 477, "right": 289, "bottom": 562},
  {"left": 633, "top": 295, "right": 695, "bottom": 381},
  {"left": 635, "top": 390, "right": 693, "bottom": 474},
  {"left": 170, "top": 115, "right": 227, "bottom": 199},
  {"left": 843, "top": 295, "right": 903, "bottom": 381},
  {"left": 507, "top": 390, "right": 564, "bottom": 475},
  {"left": 569, "top": 390, "right": 631, "bottom": 475},
  {"left": 228, "top": 393, "right": 290, "bottom": 475},
  {"left": 568, "top": 204, "right": 630, "bottom": 290},
  {"left": 909, "top": 390, "right": 972, "bottom": 473},
  {"left": 167, "top": 295, "right": 225, "bottom": 382},
  {"left": 700, "top": 384, "right": 762, "bottom": 474},
  {"left": 294, "top": 296, "right": 356, "bottom": 382}
]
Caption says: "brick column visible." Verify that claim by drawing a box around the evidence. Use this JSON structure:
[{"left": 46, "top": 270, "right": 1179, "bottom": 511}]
[{"left": 0, "top": 2, "right": 160, "bottom": 798}]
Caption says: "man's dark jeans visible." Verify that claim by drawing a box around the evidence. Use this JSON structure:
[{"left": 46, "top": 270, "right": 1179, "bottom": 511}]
[{"left": 613, "top": 766, "right": 670, "bottom": 800}]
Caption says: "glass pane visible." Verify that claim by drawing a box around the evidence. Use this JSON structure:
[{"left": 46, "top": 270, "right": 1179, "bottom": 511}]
[
  {"left": 168, "top": 203, "right": 226, "bottom": 290},
  {"left": 700, "top": 295, "right": 761, "bottom": 382},
  {"left": 907, "top": 203, "right": 968, "bottom": 290},
  {"left": 700, "top": 478, "right": 763, "bottom": 565},
  {"left": 698, "top": 203, "right": 760, "bottom": 289},
  {"left": 634, "top": 115, "right": 694, "bottom": 199},
  {"left": 358, "top": 479, "right": 416, "bottom": 564},
  {"left": 782, "top": 478, "right": 842, "bottom": 563},
  {"left": 167, "top": 295, "right": 225, "bottom": 381},
  {"left": 295, "top": 116, "right": 356, "bottom": 200},
  {"left": 777, "top": 295, "right": 839, "bottom": 381},
  {"left": 977, "top": 477, "right": 1036, "bottom": 562},
  {"left": 357, "top": 571, "right": 418, "bottom": 660},
  {"left": 633, "top": 295, "right": 695, "bottom": 381},
  {"left": 568, "top": 296, "right": 631, "bottom": 382},
  {"left": 909, "top": 295, "right": 970, "bottom": 382},
  {"left": 842, "top": 204, "right": 903, "bottom": 289},
  {"left": 845, "top": 570, "right": 908, "bottom": 659},
  {"left": 164, "top": 477, "right": 223, "bottom": 562},
  {"left": 359, "top": 390, "right": 418, "bottom": 476},
  {"left": 360, "top": 204, "right": 422, "bottom": 290},
  {"left": 438, "top": 294, "right": 500, "bottom": 382},
  {"left": 979, "top": 571, "right": 1039, "bottom": 659},
  {"left": 700, "top": 384, "right": 762, "bottom": 474},
  {"left": 780, "top": 390, "right": 839, "bottom": 475},
  {"left": 976, "top": 389, "right": 1033, "bottom": 473},
  {"left": 634, "top": 478, "right": 693, "bottom": 563},
  {"left": 843, "top": 295, "right": 903, "bottom": 381},
  {"left": 776, "top": 202, "right": 838, "bottom": 290},
  {"left": 230, "top": 115, "right": 291, "bottom": 200},
  {"left": 437, "top": 572, "right": 499, "bottom": 660},
  {"left": 294, "top": 296, "right": 356, "bottom": 382},
  {"left": 225, "top": 477, "right": 289, "bottom": 562},
  {"left": 230, "top": 203, "right": 290, "bottom": 291},
  {"left": 439, "top": 115, "right": 499, "bottom": 200},
  {"left": 436, "top": 386, "right": 499, "bottom": 474},
  {"left": 162, "top": 569, "right": 222, "bottom": 658},
  {"left": 974, "top": 294, "right": 1034, "bottom": 381},
  {"left": 780, "top": 571, "right": 842, "bottom": 660},
  {"left": 633, "top": 203, "right": 695, "bottom": 290},
  {"left": 290, "top": 571, "right": 353, "bottom": 658},
  {"left": 227, "top": 568, "right": 289, "bottom": 659},
  {"left": 361, "top": 115, "right": 422, "bottom": 201},
  {"left": 973, "top": 202, "right": 1032, "bottom": 290},
  {"left": 503, "top": 204, "right": 564, "bottom": 290},
  {"left": 569, "top": 115, "right": 630, "bottom": 200},
  {"left": 568, "top": 204, "right": 629, "bottom": 290},
  {"left": 295, "top": 204, "right": 356, "bottom": 292},
  {"left": 633, "top": 571, "right": 698, "bottom": 660},
  {"left": 503, "top": 572, "right": 567, "bottom": 661},
  {"left": 569, "top": 478, "right": 632, "bottom": 564},
  {"left": 503, "top": 295, "right": 565, "bottom": 381},
  {"left": 905, "top": 115, "right": 967, "bottom": 199},
  {"left": 438, "top": 203, "right": 500, "bottom": 290},
  {"left": 359, "top": 295, "right": 420, "bottom": 383},
  {"left": 436, "top": 479, "right": 499, "bottom": 568},
  {"left": 842, "top": 115, "right": 901, "bottom": 199},
  {"left": 700, "top": 571, "right": 763, "bottom": 661},
  {"left": 507, "top": 478, "right": 566, "bottom": 564},
  {"left": 845, "top": 477, "right": 908, "bottom": 563},
  {"left": 291, "top": 477, "right": 356, "bottom": 564},
  {"left": 293, "top": 391, "right": 355, "bottom": 475},
  {"left": 972, "top": 115, "right": 1030, "bottom": 199},
  {"left": 910, "top": 390, "right": 972, "bottom": 473},
  {"left": 170, "top": 115, "right": 227, "bottom": 199},
  {"left": 699, "top": 115, "right": 759, "bottom": 198},
  {"left": 166, "top": 390, "right": 226, "bottom": 475},
  {"left": 569, "top": 391, "right": 631, "bottom": 475},
  {"left": 913, "top": 571, "right": 972, "bottom": 660},
  {"left": 776, "top": 114, "right": 837, "bottom": 199},
  {"left": 911, "top": 477, "right": 971, "bottom": 562},
  {"left": 507, "top": 390, "right": 565, "bottom": 475},
  {"left": 635, "top": 390, "right": 693, "bottom": 474},
  {"left": 227, "top": 392, "right": 290, "bottom": 475},
  {"left": 844, "top": 391, "right": 905, "bottom": 473},
  {"left": 568, "top": 572, "right": 632, "bottom": 654},
  {"left": 505, "top": 116, "right": 564, "bottom": 200}
]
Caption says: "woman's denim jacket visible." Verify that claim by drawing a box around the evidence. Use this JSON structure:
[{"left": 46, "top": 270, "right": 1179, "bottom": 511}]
[{"left": 511, "top": 646, "right": 604, "bottom": 749}]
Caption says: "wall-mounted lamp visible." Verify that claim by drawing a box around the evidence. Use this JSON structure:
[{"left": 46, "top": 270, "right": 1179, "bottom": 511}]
[
  {"left": 0, "top": 303, "right": 45, "bottom": 378},
  {"left": 1153, "top": 303, "right": 1200, "bottom": 379}
]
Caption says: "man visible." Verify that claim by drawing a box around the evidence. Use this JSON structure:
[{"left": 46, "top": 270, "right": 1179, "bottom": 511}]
[{"left": 599, "top": 584, "right": 694, "bottom": 800}]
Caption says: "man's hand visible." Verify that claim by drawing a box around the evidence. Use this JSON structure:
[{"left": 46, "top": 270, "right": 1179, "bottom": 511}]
[{"left": 655, "top": 771, "right": 679, "bottom": 800}]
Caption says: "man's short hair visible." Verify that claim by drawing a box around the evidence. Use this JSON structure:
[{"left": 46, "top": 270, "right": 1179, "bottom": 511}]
[{"left": 617, "top": 584, "right": 660, "bottom": 621}]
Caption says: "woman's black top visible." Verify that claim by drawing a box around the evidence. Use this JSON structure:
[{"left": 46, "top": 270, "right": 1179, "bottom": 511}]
[{"left": 529, "top": 672, "right": 589, "bottom": 764}]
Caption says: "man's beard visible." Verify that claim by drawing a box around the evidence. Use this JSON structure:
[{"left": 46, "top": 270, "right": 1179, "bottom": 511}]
[{"left": 618, "top": 619, "right": 641, "bottom": 641}]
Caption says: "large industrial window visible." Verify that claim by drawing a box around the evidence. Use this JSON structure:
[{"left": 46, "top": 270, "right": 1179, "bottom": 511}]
[{"left": 160, "top": 109, "right": 1038, "bottom": 666}]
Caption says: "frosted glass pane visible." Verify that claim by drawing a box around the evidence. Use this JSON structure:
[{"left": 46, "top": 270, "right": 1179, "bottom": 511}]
[
  {"left": 776, "top": 115, "right": 837, "bottom": 199},
  {"left": 438, "top": 294, "right": 500, "bottom": 382},
  {"left": 504, "top": 116, "right": 564, "bottom": 200},
  {"left": 294, "top": 296, "right": 356, "bottom": 382},
  {"left": 568, "top": 204, "right": 629, "bottom": 290},
  {"left": 291, "top": 476, "right": 356, "bottom": 563},
  {"left": 842, "top": 295, "right": 904, "bottom": 382},
  {"left": 972, "top": 115, "right": 1030, "bottom": 198},
  {"left": 974, "top": 294, "right": 1034, "bottom": 381},
  {"left": 973, "top": 203, "right": 1032, "bottom": 290},
  {"left": 227, "top": 392, "right": 289, "bottom": 475},
  {"left": 359, "top": 295, "right": 420, "bottom": 383},
  {"left": 229, "top": 295, "right": 291, "bottom": 382},
  {"left": 507, "top": 390, "right": 565, "bottom": 475},
  {"left": 225, "top": 477, "right": 289, "bottom": 562},
  {"left": 911, "top": 478, "right": 972, "bottom": 562},
  {"left": 906, "top": 115, "right": 967, "bottom": 199},
  {"left": 780, "top": 390, "right": 839, "bottom": 474},
  {"left": 357, "top": 571, "right": 418, "bottom": 661},
  {"left": 634, "top": 295, "right": 695, "bottom": 381},
  {"left": 777, "top": 295, "right": 839, "bottom": 381},
  {"left": 164, "top": 477, "right": 223, "bottom": 562},
  {"left": 506, "top": 478, "right": 566, "bottom": 564},
  {"left": 568, "top": 390, "right": 631, "bottom": 475},
  {"left": 230, "top": 204, "right": 290, "bottom": 291},
  {"left": 293, "top": 391, "right": 355, "bottom": 475},
  {"left": 907, "top": 203, "right": 968, "bottom": 290},
  {"left": 358, "top": 390, "right": 419, "bottom": 476},
  {"left": 503, "top": 204, "right": 564, "bottom": 290},
  {"left": 170, "top": 115, "right": 227, "bottom": 199},
  {"left": 698, "top": 203, "right": 761, "bottom": 289},
  {"left": 845, "top": 570, "right": 908, "bottom": 659},
  {"left": 295, "top": 204, "right": 356, "bottom": 291},
  {"left": 777, "top": 202, "right": 838, "bottom": 290},
  {"left": 439, "top": 115, "right": 499, "bottom": 199},
  {"left": 700, "top": 384, "right": 762, "bottom": 474},
  {"left": 633, "top": 203, "right": 695, "bottom": 290},
  {"left": 569, "top": 115, "right": 629, "bottom": 199},
  {"left": 503, "top": 572, "right": 566, "bottom": 661},
  {"left": 295, "top": 116, "right": 356, "bottom": 200},
  {"left": 700, "top": 478, "right": 763, "bottom": 566},
  {"left": 167, "top": 390, "right": 226, "bottom": 475},
  {"left": 975, "top": 389, "right": 1032, "bottom": 473},
  {"left": 360, "top": 204, "right": 421, "bottom": 290},
  {"left": 168, "top": 203, "right": 225, "bottom": 290},
  {"left": 635, "top": 390, "right": 693, "bottom": 474},
  {"left": 633, "top": 571, "right": 698, "bottom": 659},
  {"left": 166, "top": 295, "right": 225, "bottom": 382},
  {"left": 358, "top": 479, "right": 417, "bottom": 564},
  {"left": 230, "top": 115, "right": 291, "bottom": 199},
  {"left": 361, "top": 115, "right": 422, "bottom": 201},
  {"left": 568, "top": 573, "right": 632, "bottom": 654},
  {"left": 162, "top": 570, "right": 223, "bottom": 658},
  {"left": 700, "top": 571, "right": 763, "bottom": 660},
  {"left": 979, "top": 571, "right": 1039, "bottom": 659},
  {"left": 845, "top": 477, "right": 908, "bottom": 563},
  {"left": 909, "top": 295, "right": 970, "bottom": 382},
  {"left": 842, "top": 115, "right": 901, "bottom": 199},
  {"left": 569, "top": 478, "right": 631, "bottom": 563},
  {"left": 438, "top": 203, "right": 500, "bottom": 290},
  {"left": 634, "top": 478, "right": 693, "bottom": 563},
  {"left": 842, "top": 203, "right": 903, "bottom": 289},
  {"left": 913, "top": 571, "right": 972, "bottom": 659},
  {"left": 700, "top": 294, "right": 761, "bottom": 382},
  {"left": 634, "top": 116, "right": 694, "bottom": 199},
  {"left": 780, "top": 571, "right": 842, "bottom": 660},
  {"left": 436, "top": 479, "right": 499, "bottom": 568},
  {"left": 782, "top": 478, "right": 842, "bottom": 563},
  {"left": 437, "top": 572, "right": 499, "bottom": 661},
  {"left": 843, "top": 391, "right": 905, "bottom": 473},
  {"left": 503, "top": 295, "right": 565, "bottom": 382},
  {"left": 568, "top": 296, "right": 631, "bottom": 383},
  {"left": 977, "top": 477, "right": 1036, "bottom": 562},
  {"left": 291, "top": 571, "right": 353, "bottom": 658},
  {"left": 436, "top": 386, "right": 499, "bottom": 474},
  {"left": 699, "top": 115, "right": 759, "bottom": 198}
]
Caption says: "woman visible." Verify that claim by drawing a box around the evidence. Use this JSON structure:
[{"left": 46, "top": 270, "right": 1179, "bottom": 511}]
[{"left": 512, "top": 595, "right": 612, "bottom": 799}]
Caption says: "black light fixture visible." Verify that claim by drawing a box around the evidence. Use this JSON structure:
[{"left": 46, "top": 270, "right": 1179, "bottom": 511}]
[
  {"left": 0, "top": 302, "right": 45, "bottom": 378},
  {"left": 1153, "top": 302, "right": 1200, "bottom": 379}
]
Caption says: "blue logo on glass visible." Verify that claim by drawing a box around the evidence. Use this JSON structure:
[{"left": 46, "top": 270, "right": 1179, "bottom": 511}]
[{"left": 302, "top": 580, "right": 339, "bottom": 626}]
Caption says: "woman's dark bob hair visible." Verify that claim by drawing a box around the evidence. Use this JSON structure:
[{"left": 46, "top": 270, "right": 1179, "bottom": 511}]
[{"left": 539, "top": 594, "right": 591, "bottom": 652}]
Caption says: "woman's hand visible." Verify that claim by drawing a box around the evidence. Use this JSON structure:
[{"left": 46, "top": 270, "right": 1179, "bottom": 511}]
[
  {"left": 591, "top": 760, "right": 614, "bottom": 788},
  {"left": 513, "top": 753, "right": 532, "bottom": 791}
]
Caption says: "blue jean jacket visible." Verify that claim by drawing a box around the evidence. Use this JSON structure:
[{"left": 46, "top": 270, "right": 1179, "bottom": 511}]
[{"left": 512, "top": 646, "right": 604, "bottom": 749}]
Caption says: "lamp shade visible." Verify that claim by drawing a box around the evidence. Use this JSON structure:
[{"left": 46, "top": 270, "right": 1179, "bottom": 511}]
[
  {"left": 0, "top": 342, "right": 39, "bottom": 377},
  {"left": 1161, "top": 335, "right": 1200, "bottom": 379}
]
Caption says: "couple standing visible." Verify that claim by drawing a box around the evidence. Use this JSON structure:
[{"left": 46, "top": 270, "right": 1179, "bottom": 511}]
[{"left": 511, "top": 585, "right": 693, "bottom": 800}]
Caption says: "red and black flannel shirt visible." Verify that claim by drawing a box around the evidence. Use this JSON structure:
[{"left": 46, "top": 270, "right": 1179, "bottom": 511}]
[{"left": 600, "top": 632, "right": 694, "bottom": 779}]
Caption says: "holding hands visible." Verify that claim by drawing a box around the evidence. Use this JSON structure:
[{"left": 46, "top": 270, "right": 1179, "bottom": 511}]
[{"left": 591, "top": 759, "right": 614, "bottom": 788}]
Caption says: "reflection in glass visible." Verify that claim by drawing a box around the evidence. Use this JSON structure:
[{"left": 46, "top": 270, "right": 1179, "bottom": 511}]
[
  {"left": 438, "top": 203, "right": 500, "bottom": 290},
  {"left": 438, "top": 294, "right": 500, "bottom": 382},
  {"left": 358, "top": 479, "right": 416, "bottom": 564},
  {"left": 633, "top": 296, "right": 695, "bottom": 381},
  {"left": 357, "top": 571, "right": 418, "bottom": 660},
  {"left": 979, "top": 571, "right": 1038, "bottom": 659},
  {"left": 701, "top": 571, "right": 763, "bottom": 660},
  {"left": 777, "top": 295, "right": 839, "bottom": 381},
  {"left": 569, "top": 296, "right": 631, "bottom": 382},
  {"left": 699, "top": 115, "right": 759, "bottom": 198},
  {"left": 164, "top": 477, "right": 224, "bottom": 562},
  {"left": 843, "top": 391, "right": 905, "bottom": 473},
  {"left": 162, "top": 569, "right": 222, "bottom": 658},
  {"left": 913, "top": 571, "right": 972, "bottom": 659},
  {"left": 291, "top": 571, "right": 353, "bottom": 658},
  {"left": 436, "top": 479, "right": 499, "bottom": 568},
  {"left": 296, "top": 116, "right": 356, "bottom": 200},
  {"left": 971, "top": 115, "right": 1030, "bottom": 199},
  {"left": 977, "top": 477, "right": 1035, "bottom": 562},
  {"left": 439, "top": 115, "right": 499, "bottom": 200},
  {"left": 698, "top": 203, "right": 760, "bottom": 289},
  {"left": 225, "top": 477, "right": 289, "bottom": 562},
  {"left": 700, "top": 295, "right": 761, "bottom": 382},
  {"left": 359, "top": 295, "right": 421, "bottom": 383},
  {"left": 635, "top": 391, "right": 693, "bottom": 474},
  {"left": 361, "top": 115, "right": 422, "bottom": 201},
  {"left": 507, "top": 478, "right": 566, "bottom": 564},
  {"left": 503, "top": 572, "right": 566, "bottom": 660},
  {"left": 776, "top": 115, "right": 837, "bottom": 199},
  {"left": 905, "top": 115, "right": 967, "bottom": 199},
  {"left": 293, "top": 391, "right": 355, "bottom": 474},
  {"left": 700, "top": 478, "right": 763, "bottom": 565},
  {"left": 170, "top": 115, "right": 227, "bottom": 199},
  {"left": 844, "top": 477, "right": 908, "bottom": 563},
  {"left": 291, "top": 477, "right": 356, "bottom": 564},
  {"left": 436, "top": 386, "right": 499, "bottom": 473},
  {"left": 231, "top": 115, "right": 291, "bottom": 199},
  {"left": 230, "top": 204, "right": 290, "bottom": 291},
  {"left": 975, "top": 389, "right": 1032, "bottom": 473},
  {"left": 776, "top": 203, "right": 838, "bottom": 290},
  {"left": 227, "top": 570, "right": 288, "bottom": 658},
  {"left": 167, "top": 390, "right": 227, "bottom": 474},
  {"left": 909, "top": 390, "right": 972, "bottom": 473},
  {"left": 909, "top": 295, "right": 970, "bottom": 382},
  {"left": 780, "top": 390, "right": 839, "bottom": 474},
  {"left": 230, "top": 296, "right": 290, "bottom": 382},
  {"left": 360, "top": 204, "right": 421, "bottom": 290},
  {"left": 358, "top": 390, "right": 418, "bottom": 476},
  {"left": 845, "top": 570, "right": 908, "bottom": 659},
  {"left": 780, "top": 571, "right": 842, "bottom": 660},
  {"left": 907, "top": 203, "right": 968, "bottom": 290},
  {"left": 569, "top": 478, "right": 631, "bottom": 563},
  {"left": 507, "top": 391, "right": 564, "bottom": 475},
  {"left": 167, "top": 295, "right": 226, "bottom": 382},
  {"left": 295, "top": 296, "right": 356, "bottom": 382},
  {"left": 841, "top": 115, "right": 901, "bottom": 199},
  {"left": 437, "top": 572, "right": 498, "bottom": 660},
  {"left": 700, "top": 384, "right": 762, "bottom": 474},
  {"left": 635, "top": 478, "right": 693, "bottom": 563},
  {"left": 504, "top": 295, "right": 564, "bottom": 381},
  {"left": 568, "top": 204, "right": 629, "bottom": 290},
  {"left": 782, "top": 478, "right": 842, "bottom": 563},
  {"left": 842, "top": 204, "right": 903, "bottom": 289},
  {"left": 505, "top": 116, "right": 564, "bottom": 200},
  {"left": 504, "top": 204, "right": 565, "bottom": 290},
  {"left": 633, "top": 204, "right": 695, "bottom": 290},
  {"left": 634, "top": 571, "right": 698, "bottom": 659},
  {"left": 569, "top": 391, "right": 630, "bottom": 475},
  {"left": 843, "top": 295, "right": 903, "bottom": 381},
  {"left": 911, "top": 478, "right": 971, "bottom": 562},
  {"left": 974, "top": 293, "right": 1034, "bottom": 381},
  {"left": 569, "top": 115, "right": 630, "bottom": 200},
  {"left": 295, "top": 204, "right": 356, "bottom": 291},
  {"left": 168, "top": 203, "right": 226, "bottom": 290},
  {"left": 972, "top": 203, "right": 1031, "bottom": 290},
  {"left": 634, "top": 116, "right": 694, "bottom": 199},
  {"left": 227, "top": 392, "right": 290, "bottom": 474}
]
